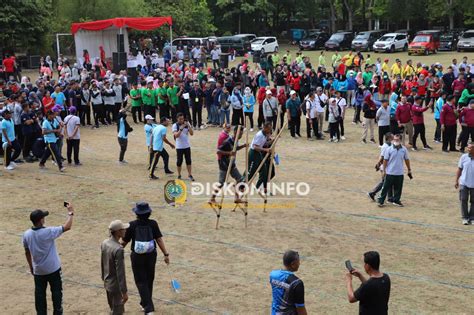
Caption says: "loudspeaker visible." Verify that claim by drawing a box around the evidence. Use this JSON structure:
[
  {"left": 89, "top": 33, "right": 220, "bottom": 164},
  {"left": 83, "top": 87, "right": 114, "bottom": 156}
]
[
  {"left": 117, "top": 34, "right": 125, "bottom": 52},
  {"left": 29, "top": 55, "right": 41, "bottom": 68},
  {"left": 219, "top": 53, "right": 229, "bottom": 69},
  {"left": 113, "top": 52, "right": 127, "bottom": 73}
]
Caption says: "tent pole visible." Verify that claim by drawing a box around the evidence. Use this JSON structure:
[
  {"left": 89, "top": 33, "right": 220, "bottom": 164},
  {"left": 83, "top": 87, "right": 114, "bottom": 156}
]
[
  {"left": 170, "top": 24, "right": 173, "bottom": 48},
  {"left": 56, "top": 33, "right": 60, "bottom": 59}
]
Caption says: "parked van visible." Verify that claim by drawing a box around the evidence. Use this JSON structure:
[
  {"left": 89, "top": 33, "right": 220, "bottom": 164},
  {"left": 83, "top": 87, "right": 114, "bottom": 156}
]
[
  {"left": 324, "top": 32, "right": 354, "bottom": 50},
  {"left": 217, "top": 34, "right": 256, "bottom": 56},
  {"left": 373, "top": 33, "right": 408, "bottom": 53},
  {"left": 171, "top": 37, "right": 211, "bottom": 56},
  {"left": 351, "top": 30, "right": 386, "bottom": 51},
  {"left": 408, "top": 30, "right": 441, "bottom": 55}
]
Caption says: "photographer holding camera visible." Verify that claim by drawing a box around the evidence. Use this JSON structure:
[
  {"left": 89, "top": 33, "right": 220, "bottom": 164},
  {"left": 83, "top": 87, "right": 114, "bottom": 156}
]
[
  {"left": 172, "top": 112, "right": 194, "bottom": 181},
  {"left": 345, "top": 251, "right": 391, "bottom": 315}
]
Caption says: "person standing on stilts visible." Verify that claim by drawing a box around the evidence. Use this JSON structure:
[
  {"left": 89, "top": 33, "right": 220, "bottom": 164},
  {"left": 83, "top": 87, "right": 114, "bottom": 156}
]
[{"left": 247, "top": 122, "right": 274, "bottom": 193}]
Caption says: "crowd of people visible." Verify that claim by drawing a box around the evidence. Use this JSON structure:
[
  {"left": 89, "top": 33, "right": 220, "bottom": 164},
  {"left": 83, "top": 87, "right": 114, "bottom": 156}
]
[{"left": 3, "top": 43, "right": 474, "bottom": 314}]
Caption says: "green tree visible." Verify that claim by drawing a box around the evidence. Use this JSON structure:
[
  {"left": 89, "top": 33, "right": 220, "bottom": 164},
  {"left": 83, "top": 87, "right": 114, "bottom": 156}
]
[{"left": 0, "top": 0, "right": 52, "bottom": 53}]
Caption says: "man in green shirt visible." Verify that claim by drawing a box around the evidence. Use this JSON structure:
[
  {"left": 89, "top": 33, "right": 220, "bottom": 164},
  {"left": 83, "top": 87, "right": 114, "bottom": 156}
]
[
  {"left": 167, "top": 80, "right": 179, "bottom": 122},
  {"left": 331, "top": 50, "right": 342, "bottom": 72},
  {"left": 283, "top": 50, "right": 292, "bottom": 64},
  {"left": 362, "top": 65, "right": 374, "bottom": 87},
  {"left": 129, "top": 82, "right": 142, "bottom": 123},
  {"left": 319, "top": 51, "right": 326, "bottom": 68},
  {"left": 272, "top": 52, "right": 280, "bottom": 66},
  {"left": 141, "top": 81, "right": 156, "bottom": 118},
  {"left": 156, "top": 80, "right": 169, "bottom": 120}
]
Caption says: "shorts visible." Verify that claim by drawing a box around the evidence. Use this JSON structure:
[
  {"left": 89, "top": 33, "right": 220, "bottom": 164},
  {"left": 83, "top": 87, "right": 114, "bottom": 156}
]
[{"left": 176, "top": 147, "right": 192, "bottom": 166}]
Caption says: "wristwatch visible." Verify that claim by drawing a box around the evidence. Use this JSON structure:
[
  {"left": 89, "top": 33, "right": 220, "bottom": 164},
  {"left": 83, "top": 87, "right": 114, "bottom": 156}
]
[
  {"left": 164, "top": 253, "right": 169, "bottom": 257},
  {"left": 68, "top": 212, "right": 74, "bottom": 216}
]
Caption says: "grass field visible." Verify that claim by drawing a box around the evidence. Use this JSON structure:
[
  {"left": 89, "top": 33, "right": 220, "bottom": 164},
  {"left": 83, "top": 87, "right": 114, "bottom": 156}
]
[{"left": 1, "top": 47, "right": 474, "bottom": 314}]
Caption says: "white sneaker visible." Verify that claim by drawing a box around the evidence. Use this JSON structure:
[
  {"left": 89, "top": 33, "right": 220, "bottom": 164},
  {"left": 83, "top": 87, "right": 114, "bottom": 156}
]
[
  {"left": 328, "top": 138, "right": 333, "bottom": 142},
  {"left": 250, "top": 128, "right": 254, "bottom": 131},
  {"left": 200, "top": 125, "right": 206, "bottom": 130},
  {"left": 10, "top": 161, "right": 17, "bottom": 167},
  {"left": 334, "top": 139, "right": 339, "bottom": 143},
  {"left": 341, "top": 136, "right": 346, "bottom": 140},
  {"left": 4, "top": 165, "right": 15, "bottom": 170},
  {"left": 462, "top": 219, "right": 470, "bottom": 225}
]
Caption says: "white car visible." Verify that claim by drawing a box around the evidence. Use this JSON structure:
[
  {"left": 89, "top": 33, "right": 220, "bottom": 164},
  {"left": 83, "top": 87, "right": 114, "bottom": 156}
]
[
  {"left": 373, "top": 33, "right": 408, "bottom": 53},
  {"left": 251, "top": 37, "right": 279, "bottom": 54}
]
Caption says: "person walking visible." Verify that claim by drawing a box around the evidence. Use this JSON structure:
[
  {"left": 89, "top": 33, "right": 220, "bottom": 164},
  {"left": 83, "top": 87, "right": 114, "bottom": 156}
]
[
  {"left": 270, "top": 250, "right": 307, "bottom": 315},
  {"left": 286, "top": 90, "right": 301, "bottom": 138},
  {"left": 21, "top": 103, "right": 39, "bottom": 163},
  {"left": 411, "top": 96, "right": 433, "bottom": 151},
  {"left": 440, "top": 95, "right": 459, "bottom": 152},
  {"left": 1, "top": 109, "right": 21, "bottom": 170},
  {"left": 396, "top": 96, "right": 414, "bottom": 147},
  {"left": 361, "top": 94, "right": 377, "bottom": 144},
  {"left": 149, "top": 117, "right": 175, "bottom": 180},
  {"left": 305, "top": 92, "right": 319, "bottom": 140},
  {"left": 377, "top": 134, "right": 412, "bottom": 207},
  {"left": 328, "top": 98, "right": 341, "bottom": 142},
  {"left": 455, "top": 142, "right": 474, "bottom": 225},
  {"left": 22, "top": 202, "right": 75, "bottom": 315},
  {"left": 121, "top": 202, "right": 170, "bottom": 314},
  {"left": 459, "top": 100, "right": 474, "bottom": 153},
  {"left": 101, "top": 220, "right": 129, "bottom": 315},
  {"left": 39, "top": 110, "right": 65, "bottom": 172},
  {"left": 64, "top": 106, "right": 81, "bottom": 165},
  {"left": 172, "top": 113, "right": 194, "bottom": 181},
  {"left": 345, "top": 251, "right": 391, "bottom": 315},
  {"left": 368, "top": 132, "right": 394, "bottom": 202},
  {"left": 117, "top": 110, "right": 133, "bottom": 164},
  {"left": 376, "top": 100, "right": 391, "bottom": 146},
  {"left": 434, "top": 92, "right": 446, "bottom": 143}
]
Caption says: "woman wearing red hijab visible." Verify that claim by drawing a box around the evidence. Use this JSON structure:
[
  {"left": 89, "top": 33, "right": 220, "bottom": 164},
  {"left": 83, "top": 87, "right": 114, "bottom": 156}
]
[
  {"left": 99, "top": 46, "right": 107, "bottom": 68},
  {"left": 277, "top": 88, "right": 287, "bottom": 129},
  {"left": 42, "top": 90, "right": 54, "bottom": 114},
  {"left": 257, "top": 86, "right": 267, "bottom": 129}
]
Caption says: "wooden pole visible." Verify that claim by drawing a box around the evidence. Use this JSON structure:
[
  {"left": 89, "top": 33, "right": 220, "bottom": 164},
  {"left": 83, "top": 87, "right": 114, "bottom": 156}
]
[
  {"left": 264, "top": 107, "right": 282, "bottom": 212},
  {"left": 215, "top": 125, "right": 242, "bottom": 229}
]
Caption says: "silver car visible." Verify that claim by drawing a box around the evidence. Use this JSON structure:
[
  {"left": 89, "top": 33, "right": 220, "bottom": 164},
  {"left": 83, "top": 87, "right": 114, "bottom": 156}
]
[{"left": 457, "top": 30, "right": 474, "bottom": 52}]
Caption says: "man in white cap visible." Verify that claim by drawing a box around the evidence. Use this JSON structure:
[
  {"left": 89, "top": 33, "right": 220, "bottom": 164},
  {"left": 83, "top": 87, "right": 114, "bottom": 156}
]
[
  {"left": 263, "top": 90, "right": 278, "bottom": 130},
  {"left": 144, "top": 114, "right": 158, "bottom": 168},
  {"left": 101, "top": 220, "right": 129, "bottom": 315}
]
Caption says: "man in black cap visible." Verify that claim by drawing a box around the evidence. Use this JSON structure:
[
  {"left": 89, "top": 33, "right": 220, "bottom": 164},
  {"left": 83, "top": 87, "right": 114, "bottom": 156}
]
[
  {"left": 122, "top": 202, "right": 170, "bottom": 314},
  {"left": 22, "top": 202, "right": 75, "bottom": 315}
]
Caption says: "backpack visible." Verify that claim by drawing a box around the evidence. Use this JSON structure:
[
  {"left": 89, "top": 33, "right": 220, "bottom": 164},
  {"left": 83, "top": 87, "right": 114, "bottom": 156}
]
[{"left": 133, "top": 224, "right": 155, "bottom": 254}]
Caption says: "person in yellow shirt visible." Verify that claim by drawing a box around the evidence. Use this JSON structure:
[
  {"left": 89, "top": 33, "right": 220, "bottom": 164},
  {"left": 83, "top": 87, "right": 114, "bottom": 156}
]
[
  {"left": 318, "top": 51, "right": 327, "bottom": 68},
  {"left": 343, "top": 51, "right": 354, "bottom": 67},
  {"left": 390, "top": 59, "right": 402, "bottom": 78},
  {"left": 382, "top": 58, "right": 390, "bottom": 74},
  {"left": 402, "top": 60, "right": 415, "bottom": 78},
  {"left": 331, "top": 51, "right": 342, "bottom": 71},
  {"left": 283, "top": 50, "right": 292, "bottom": 63}
]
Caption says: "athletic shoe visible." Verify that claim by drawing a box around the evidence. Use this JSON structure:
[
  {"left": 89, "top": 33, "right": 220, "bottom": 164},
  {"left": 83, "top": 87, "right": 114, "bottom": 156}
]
[
  {"left": 377, "top": 202, "right": 384, "bottom": 207},
  {"left": 351, "top": 122, "right": 356, "bottom": 125},
  {"left": 165, "top": 170, "right": 174, "bottom": 174},
  {"left": 411, "top": 147, "right": 418, "bottom": 151},
  {"left": 118, "top": 160, "right": 128, "bottom": 164},
  {"left": 14, "top": 159, "right": 24, "bottom": 164},
  {"left": 250, "top": 128, "right": 254, "bottom": 131},
  {"left": 328, "top": 139, "right": 333, "bottom": 142},
  {"left": 177, "top": 175, "right": 182, "bottom": 179},
  {"left": 296, "top": 134, "right": 301, "bottom": 138},
  {"left": 308, "top": 138, "right": 315, "bottom": 141},
  {"left": 149, "top": 175, "right": 159, "bottom": 180},
  {"left": 10, "top": 161, "right": 17, "bottom": 167},
  {"left": 189, "top": 175, "right": 195, "bottom": 181},
  {"left": 423, "top": 145, "right": 432, "bottom": 150},
  {"left": 75, "top": 162, "right": 83, "bottom": 166},
  {"left": 442, "top": 150, "right": 449, "bottom": 153},
  {"left": 4, "top": 165, "right": 15, "bottom": 170},
  {"left": 450, "top": 149, "right": 459, "bottom": 152},
  {"left": 59, "top": 167, "right": 66, "bottom": 172},
  {"left": 334, "top": 139, "right": 339, "bottom": 143},
  {"left": 462, "top": 219, "right": 470, "bottom": 225},
  {"left": 370, "top": 139, "right": 376, "bottom": 144},
  {"left": 367, "top": 192, "right": 375, "bottom": 202},
  {"left": 361, "top": 139, "right": 367, "bottom": 144},
  {"left": 39, "top": 163, "right": 46, "bottom": 169},
  {"left": 341, "top": 136, "right": 346, "bottom": 140},
  {"left": 392, "top": 201, "right": 404, "bottom": 207}
]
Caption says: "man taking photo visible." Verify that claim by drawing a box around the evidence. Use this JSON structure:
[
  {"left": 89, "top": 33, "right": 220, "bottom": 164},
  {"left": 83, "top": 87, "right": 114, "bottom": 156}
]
[{"left": 345, "top": 251, "right": 391, "bottom": 315}]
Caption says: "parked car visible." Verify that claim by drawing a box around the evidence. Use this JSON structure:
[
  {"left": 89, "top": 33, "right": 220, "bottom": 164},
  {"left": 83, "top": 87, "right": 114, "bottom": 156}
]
[
  {"left": 439, "top": 32, "right": 458, "bottom": 51},
  {"left": 171, "top": 37, "right": 212, "bottom": 56},
  {"left": 217, "top": 34, "right": 256, "bottom": 56},
  {"left": 373, "top": 33, "right": 408, "bottom": 53},
  {"left": 251, "top": 37, "right": 279, "bottom": 54},
  {"left": 457, "top": 30, "right": 474, "bottom": 52},
  {"left": 324, "top": 32, "right": 354, "bottom": 50},
  {"left": 299, "top": 32, "right": 330, "bottom": 50},
  {"left": 408, "top": 30, "right": 441, "bottom": 55},
  {"left": 351, "top": 30, "right": 386, "bottom": 51}
]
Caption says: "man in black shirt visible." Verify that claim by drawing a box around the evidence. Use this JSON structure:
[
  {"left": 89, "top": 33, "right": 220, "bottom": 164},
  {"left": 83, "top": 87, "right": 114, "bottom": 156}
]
[{"left": 346, "top": 251, "right": 391, "bottom": 315}]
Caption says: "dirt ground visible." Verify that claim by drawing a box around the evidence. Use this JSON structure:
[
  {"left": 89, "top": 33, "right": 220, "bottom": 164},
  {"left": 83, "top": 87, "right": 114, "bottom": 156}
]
[{"left": 1, "top": 48, "right": 474, "bottom": 314}]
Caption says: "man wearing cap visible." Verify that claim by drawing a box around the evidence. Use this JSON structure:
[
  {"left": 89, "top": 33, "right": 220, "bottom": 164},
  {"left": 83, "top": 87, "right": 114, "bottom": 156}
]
[
  {"left": 263, "top": 90, "right": 278, "bottom": 130},
  {"left": 64, "top": 106, "right": 81, "bottom": 165},
  {"left": 286, "top": 90, "right": 301, "bottom": 138},
  {"left": 39, "top": 110, "right": 64, "bottom": 171},
  {"left": 101, "top": 220, "right": 129, "bottom": 314},
  {"left": 122, "top": 202, "right": 170, "bottom": 314},
  {"left": 22, "top": 202, "right": 75, "bottom": 315},
  {"left": 149, "top": 117, "right": 175, "bottom": 180},
  {"left": 2, "top": 109, "right": 21, "bottom": 170}
]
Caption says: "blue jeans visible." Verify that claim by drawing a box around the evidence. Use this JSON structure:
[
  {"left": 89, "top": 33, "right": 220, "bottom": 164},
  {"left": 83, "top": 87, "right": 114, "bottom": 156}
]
[
  {"left": 219, "top": 108, "right": 230, "bottom": 126},
  {"left": 210, "top": 104, "right": 219, "bottom": 124}
]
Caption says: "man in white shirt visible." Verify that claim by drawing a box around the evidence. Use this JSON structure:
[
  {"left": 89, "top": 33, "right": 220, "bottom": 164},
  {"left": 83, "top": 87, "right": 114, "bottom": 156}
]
[
  {"left": 248, "top": 122, "right": 273, "bottom": 190},
  {"left": 172, "top": 113, "right": 194, "bottom": 181},
  {"left": 211, "top": 46, "right": 221, "bottom": 69},
  {"left": 176, "top": 47, "right": 185, "bottom": 61},
  {"left": 64, "top": 106, "right": 81, "bottom": 165},
  {"left": 455, "top": 142, "right": 474, "bottom": 225},
  {"left": 335, "top": 91, "right": 347, "bottom": 140},
  {"left": 191, "top": 46, "right": 201, "bottom": 64},
  {"left": 368, "top": 132, "right": 393, "bottom": 202},
  {"left": 263, "top": 90, "right": 278, "bottom": 130},
  {"left": 315, "top": 87, "right": 328, "bottom": 138},
  {"left": 305, "top": 92, "right": 321, "bottom": 140}
]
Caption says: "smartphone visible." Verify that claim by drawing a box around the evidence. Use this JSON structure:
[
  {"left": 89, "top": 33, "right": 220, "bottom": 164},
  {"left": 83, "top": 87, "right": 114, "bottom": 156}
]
[
  {"left": 63, "top": 201, "right": 69, "bottom": 208},
  {"left": 345, "top": 260, "right": 354, "bottom": 272},
  {"left": 408, "top": 173, "right": 413, "bottom": 180}
]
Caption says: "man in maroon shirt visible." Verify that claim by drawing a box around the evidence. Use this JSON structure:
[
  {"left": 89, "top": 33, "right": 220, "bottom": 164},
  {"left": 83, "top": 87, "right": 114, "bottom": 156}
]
[
  {"left": 459, "top": 100, "right": 474, "bottom": 152},
  {"left": 452, "top": 73, "right": 467, "bottom": 104},
  {"left": 395, "top": 96, "right": 413, "bottom": 146},
  {"left": 2, "top": 54, "right": 15, "bottom": 81},
  {"left": 440, "top": 95, "right": 459, "bottom": 152},
  {"left": 411, "top": 96, "right": 432, "bottom": 151}
]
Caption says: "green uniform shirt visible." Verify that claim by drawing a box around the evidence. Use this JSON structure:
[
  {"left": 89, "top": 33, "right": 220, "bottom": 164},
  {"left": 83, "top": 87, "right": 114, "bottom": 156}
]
[
  {"left": 363, "top": 72, "right": 373, "bottom": 87},
  {"left": 141, "top": 87, "right": 154, "bottom": 106},
  {"left": 157, "top": 87, "right": 167, "bottom": 105},
  {"left": 167, "top": 86, "right": 179, "bottom": 106},
  {"left": 130, "top": 88, "right": 142, "bottom": 107}
]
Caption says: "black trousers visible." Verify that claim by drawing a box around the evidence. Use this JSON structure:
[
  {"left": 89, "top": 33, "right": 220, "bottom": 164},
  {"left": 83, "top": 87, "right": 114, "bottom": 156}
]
[
  {"left": 130, "top": 252, "right": 157, "bottom": 313},
  {"left": 192, "top": 103, "right": 203, "bottom": 127},
  {"left": 14, "top": 124, "right": 23, "bottom": 153},
  {"left": 289, "top": 116, "right": 301, "bottom": 137},
  {"left": 143, "top": 105, "right": 156, "bottom": 119},
  {"left": 79, "top": 105, "right": 91, "bottom": 125},
  {"left": 93, "top": 104, "right": 106, "bottom": 127},
  {"left": 4, "top": 139, "right": 21, "bottom": 166},
  {"left": 353, "top": 106, "right": 362, "bottom": 123},
  {"left": 258, "top": 104, "right": 265, "bottom": 129},
  {"left": 23, "top": 133, "right": 36, "bottom": 159},
  {"left": 159, "top": 103, "right": 170, "bottom": 120},
  {"left": 232, "top": 108, "right": 244, "bottom": 126},
  {"left": 148, "top": 148, "right": 170, "bottom": 171},
  {"left": 329, "top": 122, "right": 340, "bottom": 140},
  {"left": 132, "top": 106, "right": 142, "bottom": 123},
  {"left": 461, "top": 126, "right": 474, "bottom": 150},
  {"left": 434, "top": 118, "right": 441, "bottom": 141},
  {"left": 413, "top": 124, "right": 427, "bottom": 148},
  {"left": 370, "top": 175, "right": 394, "bottom": 200},
  {"left": 442, "top": 125, "right": 457, "bottom": 151},
  {"left": 40, "top": 142, "right": 62, "bottom": 168},
  {"left": 34, "top": 268, "right": 63, "bottom": 315},
  {"left": 212, "top": 59, "right": 220, "bottom": 69},
  {"left": 265, "top": 116, "right": 277, "bottom": 130},
  {"left": 306, "top": 117, "right": 318, "bottom": 138},
  {"left": 66, "top": 139, "right": 80, "bottom": 164},
  {"left": 105, "top": 104, "right": 115, "bottom": 124},
  {"left": 114, "top": 102, "right": 122, "bottom": 122},
  {"left": 244, "top": 112, "right": 254, "bottom": 129},
  {"left": 118, "top": 137, "right": 127, "bottom": 161},
  {"left": 177, "top": 147, "right": 192, "bottom": 166},
  {"left": 170, "top": 106, "right": 177, "bottom": 123},
  {"left": 338, "top": 119, "right": 345, "bottom": 136},
  {"left": 378, "top": 125, "right": 391, "bottom": 146},
  {"left": 390, "top": 119, "right": 400, "bottom": 135}
]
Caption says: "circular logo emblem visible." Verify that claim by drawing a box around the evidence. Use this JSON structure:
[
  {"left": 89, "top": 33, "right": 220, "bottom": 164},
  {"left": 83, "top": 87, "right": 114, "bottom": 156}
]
[{"left": 164, "top": 180, "right": 187, "bottom": 206}]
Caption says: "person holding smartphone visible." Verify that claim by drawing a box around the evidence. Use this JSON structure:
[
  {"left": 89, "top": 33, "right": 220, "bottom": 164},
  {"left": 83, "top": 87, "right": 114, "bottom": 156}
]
[
  {"left": 172, "top": 112, "right": 194, "bottom": 181},
  {"left": 345, "top": 251, "right": 391, "bottom": 315},
  {"left": 22, "top": 202, "right": 75, "bottom": 315}
]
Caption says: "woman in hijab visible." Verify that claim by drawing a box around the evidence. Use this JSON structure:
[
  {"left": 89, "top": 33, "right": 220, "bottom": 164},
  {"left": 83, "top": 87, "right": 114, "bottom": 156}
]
[
  {"left": 243, "top": 86, "right": 255, "bottom": 131},
  {"left": 229, "top": 86, "right": 244, "bottom": 126}
]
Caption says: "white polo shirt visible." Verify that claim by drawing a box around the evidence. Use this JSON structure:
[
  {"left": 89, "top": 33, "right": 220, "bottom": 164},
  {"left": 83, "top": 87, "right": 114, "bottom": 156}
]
[
  {"left": 251, "top": 130, "right": 267, "bottom": 150},
  {"left": 458, "top": 154, "right": 474, "bottom": 188}
]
